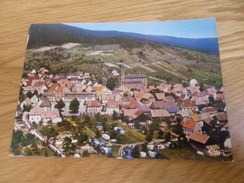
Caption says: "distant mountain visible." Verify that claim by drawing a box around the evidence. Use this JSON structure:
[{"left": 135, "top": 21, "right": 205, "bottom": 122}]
[{"left": 27, "top": 24, "right": 219, "bottom": 53}]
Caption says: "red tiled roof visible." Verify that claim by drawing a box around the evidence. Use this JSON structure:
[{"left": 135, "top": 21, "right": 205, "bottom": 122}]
[
  {"left": 127, "top": 100, "right": 140, "bottom": 109},
  {"left": 190, "top": 114, "right": 202, "bottom": 122},
  {"left": 183, "top": 119, "right": 196, "bottom": 130},
  {"left": 150, "top": 109, "right": 170, "bottom": 118},
  {"left": 106, "top": 100, "right": 119, "bottom": 107},
  {"left": 143, "top": 93, "right": 154, "bottom": 99},
  {"left": 87, "top": 100, "right": 101, "bottom": 107},
  {"left": 155, "top": 93, "right": 165, "bottom": 100},
  {"left": 134, "top": 92, "right": 145, "bottom": 99},
  {"left": 180, "top": 100, "right": 196, "bottom": 108},
  {"left": 188, "top": 133, "right": 210, "bottom": 144}
]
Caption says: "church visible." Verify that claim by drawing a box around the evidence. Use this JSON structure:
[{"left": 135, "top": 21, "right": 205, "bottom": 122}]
[{"left": 118, "top": 64, "right": 147, "bottom": 89}]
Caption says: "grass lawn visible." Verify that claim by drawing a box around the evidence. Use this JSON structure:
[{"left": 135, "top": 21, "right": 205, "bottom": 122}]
[
  {"left": 116, "top": 121, "right": 146, "bottom": 144},
  {"left": 83, "top": 116, "right": 146, "bottom": 144},
  {"left": 158, "top": 146, "right": 232, "bottom": 161}
]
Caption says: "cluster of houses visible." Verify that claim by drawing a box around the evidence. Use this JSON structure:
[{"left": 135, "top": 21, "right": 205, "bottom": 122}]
[{"left": 17, "top": 67, "right": 232, "bottom": 158}]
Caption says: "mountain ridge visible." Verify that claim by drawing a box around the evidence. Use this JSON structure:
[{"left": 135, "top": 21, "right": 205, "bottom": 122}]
[{"left": 27, "top": 24, "right": 219, "bottom": 54}]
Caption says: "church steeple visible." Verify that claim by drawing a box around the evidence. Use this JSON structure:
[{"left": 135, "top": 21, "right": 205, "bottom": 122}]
[{"left": 119, "top": 64, "right": 125, "bottom": 86}]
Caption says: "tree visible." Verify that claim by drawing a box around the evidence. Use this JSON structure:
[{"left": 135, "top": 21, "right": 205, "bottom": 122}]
[
  {"left": 62, "top": 137, "right": 76, "bottom": 155},
  {"left": 132, "top": 145, "right": 140, "bottom": 158},
  {"left": 19, "top": 88, "right": 26, "bottom": 103},
  {"left": 55, "top": 99, "right": 65, "bottom": 114},
  {"left": 40, "top": 126, "right": 50, "bottom": 137},
  {"left": 83, "top": 115, "right": 90, "bottom": 123},
  {"left": 106, "top": 77, "right": 117, "bottom": 90},
  {"left": 141, "top": 143, "right": 148, "bottom": 152},
  {"left": 26, "top": 91, "right": 34, "bottom": 99},
  {"left": 110, "top": 130, "right": 118, "bottom": 139},
  {"left": 95, "top": 130, "right": 101, "bottom": 138},
  {"left": 69, "top": 98, "right": 80, "bottom": 113},
  {"left": 199, "top": 83, "right": 205, "bottom": 92},
  {"left": 145, "top": 133, "right": 153, "bottom": 142},
  {"left": 209, "top": 96, "right": 215, "bottom": 105},
  {"left": 112, "top": 111, "right": 118, "bottom": 120},
  {"left": 134, "top": 121, "right": 140, "bottom": 129},
  {"left": 23, "top": 104, "right": 33, "bottom": 112},
  {"left": 158, "top": 130, "right": 164, "bottom": 139},
  {"left": 164, "top": 132, "right": 171, "bottom": 142}
]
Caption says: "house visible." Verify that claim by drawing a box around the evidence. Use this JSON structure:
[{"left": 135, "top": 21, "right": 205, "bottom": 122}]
[
  {"left": 62, "top": 92, "right": 96, "bottom": 112},
  {"left": 188, "top": 132, "right": 210, "bottom": 145},
  {"left": 148, "top": 85, "right": 156, "bottom": 91},
  {"left": 155, "top": 93, "right": 165, "bottom": 101},
  {"left": 205, "top": 145, "right": 221, "bottom": 157},
  {"left": 29, "top": 107, "right": 42, "bottom": 124},
  {"left": 201, "top": 107, "right": 217, "bottom": 117},
  {"left": 105, "top": 100, "right": 120, "bottom": 115},
  {"left": 123, "top": 108, "right": 145, "bottom": 122},
  {"left": 126, "top": 100, "right": 140, "bottom": 109},
  {"left": 183, "top": 119, "right": 202, "bottom": 135},
  {"left": 142, "top": 93, "right": 155, "bottom": 103},
  {"left": 86, "top": 100, "right": 102, "bottom": 115},
  {"left": 41, "top": 110, "right": 60, "bottom": 124},
  {"left": 190, "top": 114, "right": 212, "bottom": 127},
  {"left": 123, "top": 109, "right": 139, "bottom": 119},
  {"left": 150, "top": 101, "right": 176, "bottom": 110},
  {"left": 128, "top": 122, "right": 135, "bottom": 128},
  {"left": 177, "top": 109, "right": 194, "bottom": 118},
  {"left": 138, "top": 105, "right": 150, "bottom": 114},
  {"left": 166, "top": 106, "right": 181, "bottom": 114},
  {"left": 149, "top": 109, "right": 170, "bottom": 119},
  {"left": 164, "top": 96, "right": 175, "bottom": 103},
  {"left": 39, "top": 97, "right": 51, "bottom": 111},
  {"left": 23, "top": 85, "right": 36, "bottom": 94},
  {"left": 20, "top": 97, "right": 32, "bottom": 110},
  {"left": 180, "top": 100, "right": 198, "bottom": 111},
  {"left": 134, "top": 92, "right": 145, "bottom": 102}
]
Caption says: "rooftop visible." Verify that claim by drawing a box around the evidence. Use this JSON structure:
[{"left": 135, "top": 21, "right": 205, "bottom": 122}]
[{"left": 125, "top": 74, "right": 146, "bottom": 79}]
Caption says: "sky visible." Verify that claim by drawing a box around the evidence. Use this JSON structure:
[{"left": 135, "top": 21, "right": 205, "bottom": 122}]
[{"left": 65, "top": 18, "right": 217, "bottom": 39}]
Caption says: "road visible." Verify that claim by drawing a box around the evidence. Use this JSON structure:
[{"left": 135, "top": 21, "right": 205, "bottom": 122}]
[{"left": 148, "top": 76, "right": 167, "bottom": 83}]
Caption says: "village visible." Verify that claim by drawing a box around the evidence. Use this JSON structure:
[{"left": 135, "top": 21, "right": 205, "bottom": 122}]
[{"left": 12, "top": 65, "right": 232, "bottom": 160}]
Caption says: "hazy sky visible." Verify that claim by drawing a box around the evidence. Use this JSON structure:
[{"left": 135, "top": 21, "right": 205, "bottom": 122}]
[{"left": 65, "top": 18, "right": 217, "bottom": 38}]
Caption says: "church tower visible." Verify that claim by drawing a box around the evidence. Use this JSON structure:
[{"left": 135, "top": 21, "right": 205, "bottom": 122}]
[{"left": 119, "top": 64, "right": 125, "bottom": 86}]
